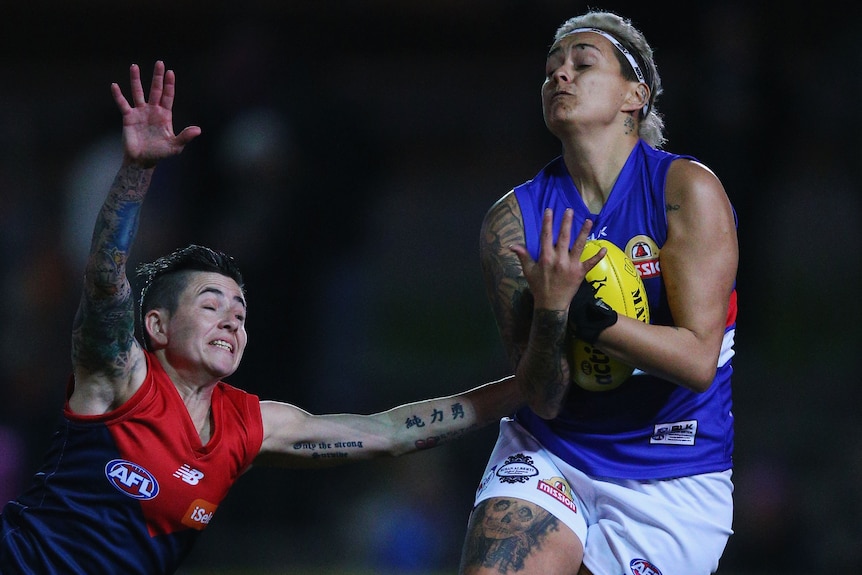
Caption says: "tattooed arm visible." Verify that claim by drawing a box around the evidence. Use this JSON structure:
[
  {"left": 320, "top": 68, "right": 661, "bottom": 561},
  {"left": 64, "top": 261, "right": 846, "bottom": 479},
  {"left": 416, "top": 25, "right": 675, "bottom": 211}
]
[
  {"left": 480, "top": 193, "right": 601, "bottom": 420},
  {"left": 479, "top": 192, "right": 531, "bottom": 372},
  {"left": 255, "top": 375, "right": 521, "bottom": 468},
  {"left": 68, "top": 61, "right": 201, "bottom": 415}
]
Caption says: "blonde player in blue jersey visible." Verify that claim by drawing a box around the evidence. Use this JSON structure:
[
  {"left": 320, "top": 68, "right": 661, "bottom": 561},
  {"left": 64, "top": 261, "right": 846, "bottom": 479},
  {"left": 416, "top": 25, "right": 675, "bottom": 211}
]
[{"left": 460, "top": 9, "right": 738, "bottom": 575}]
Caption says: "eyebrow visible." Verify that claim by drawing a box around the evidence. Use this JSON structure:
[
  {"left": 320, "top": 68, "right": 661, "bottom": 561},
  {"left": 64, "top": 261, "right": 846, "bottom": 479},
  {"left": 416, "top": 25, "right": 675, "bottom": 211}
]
[
  {"left": 547, "top": 41, "right": 602, "bottom": 59},
  {"left": 200, "top": 286, "right": 247, "bottom": 309}
]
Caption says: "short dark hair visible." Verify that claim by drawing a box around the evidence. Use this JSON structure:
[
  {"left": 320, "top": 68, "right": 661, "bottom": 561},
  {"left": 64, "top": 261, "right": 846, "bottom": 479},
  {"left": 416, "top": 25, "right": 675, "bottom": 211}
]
[{"left": 136, "top": 244, "right": 245, "bottom": 350}]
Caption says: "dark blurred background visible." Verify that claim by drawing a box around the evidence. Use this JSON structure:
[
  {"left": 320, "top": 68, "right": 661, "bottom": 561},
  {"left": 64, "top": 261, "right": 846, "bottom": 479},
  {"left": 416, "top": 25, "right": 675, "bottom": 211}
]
[{"left": 1, "top": 1, "right": 860, "bottom": 573}]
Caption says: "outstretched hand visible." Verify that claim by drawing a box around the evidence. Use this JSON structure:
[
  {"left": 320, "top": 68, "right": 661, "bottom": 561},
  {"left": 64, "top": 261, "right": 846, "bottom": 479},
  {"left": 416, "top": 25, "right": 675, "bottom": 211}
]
[
  {"left": 510, "top": 208, "right": 606, "bottom": 312},
  {"left": 110, "top": 60, "right": 201, "bottom": 167}
]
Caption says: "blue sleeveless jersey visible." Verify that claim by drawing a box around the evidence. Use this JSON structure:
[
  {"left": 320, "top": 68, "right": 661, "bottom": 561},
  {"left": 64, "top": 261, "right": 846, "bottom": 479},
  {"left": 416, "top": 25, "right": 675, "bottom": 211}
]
[
  {"left": 514, "top": 140, "right": 736, "bottom": 480},
  {"left": 0, "top": 352, "right": 263, "bottom": 574}
]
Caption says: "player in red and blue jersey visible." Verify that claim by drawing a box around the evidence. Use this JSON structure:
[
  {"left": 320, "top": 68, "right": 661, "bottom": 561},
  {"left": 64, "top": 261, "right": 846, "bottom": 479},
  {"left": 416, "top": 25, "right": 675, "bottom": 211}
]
[
  {"left": 0, "top": 61, "right": 524, "bottom": 575},
  {"left": 461, "top": 10, "right": 738, "bottom": 575}
]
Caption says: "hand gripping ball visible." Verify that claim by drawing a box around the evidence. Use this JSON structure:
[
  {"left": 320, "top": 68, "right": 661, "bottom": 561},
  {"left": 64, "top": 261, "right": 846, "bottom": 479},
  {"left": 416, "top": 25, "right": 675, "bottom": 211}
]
[{"left": 570, "top": 239, "right": 650, "bottom": 391}]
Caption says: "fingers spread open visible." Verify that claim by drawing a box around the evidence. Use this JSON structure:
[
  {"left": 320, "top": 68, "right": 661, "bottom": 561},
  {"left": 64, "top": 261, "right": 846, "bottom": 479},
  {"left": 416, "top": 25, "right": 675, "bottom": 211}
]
[
  {"left": 160, "top": 69, "right": 176, "bottom": 110},
  {"left": 146, "top": 60, "right": 165, "bottom": 108},
  {"left": 128, "top": 63, "right": 145, "bottom": 107}
]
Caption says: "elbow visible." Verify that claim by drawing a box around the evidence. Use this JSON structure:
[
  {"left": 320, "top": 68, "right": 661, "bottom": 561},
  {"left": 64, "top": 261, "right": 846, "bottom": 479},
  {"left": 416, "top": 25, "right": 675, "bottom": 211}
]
[
  {"left": 517, "top": 375, "right": 566, "bottom": 421},
  {"left": 377, "top": 441, "right": 407, "bottom": 459},
  {"left": 389, "top": 446, "right": 409, "bottom": 458},
  {"left": 529, "top": 402, "right": 561, "bottom": 420},
  {"left": 683, "top": 361, "right": 718, "bottom": 394},
  {"left": 385, "top": 432, "right": 416, "bottom": 458},
  {"left": 663, "top": 335, "right": 722, "bottom": 393},
  {"left": 523, "top": 386, "right": 564, "bottom": 419},
  {"left": 688, "top": 378, "right": 714, "bottom": 394}
]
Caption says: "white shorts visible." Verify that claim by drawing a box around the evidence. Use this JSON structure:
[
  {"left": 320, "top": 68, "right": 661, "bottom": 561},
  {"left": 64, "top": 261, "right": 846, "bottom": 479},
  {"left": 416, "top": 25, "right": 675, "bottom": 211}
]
[{"left": 472, "top": 418, "right": 734, "bottom": 575}]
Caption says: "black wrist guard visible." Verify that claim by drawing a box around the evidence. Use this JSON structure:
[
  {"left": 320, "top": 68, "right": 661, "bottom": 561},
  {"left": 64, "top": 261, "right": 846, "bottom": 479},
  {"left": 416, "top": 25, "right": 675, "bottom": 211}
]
[{"left": 567, "top": 280, "right": 618, "bottom": 344}]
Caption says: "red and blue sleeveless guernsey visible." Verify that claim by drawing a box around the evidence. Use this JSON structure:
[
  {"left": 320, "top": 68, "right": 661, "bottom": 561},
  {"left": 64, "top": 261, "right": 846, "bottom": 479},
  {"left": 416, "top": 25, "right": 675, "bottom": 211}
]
[
  {"left": 0, "top": 351, "right": 263, "bottom": 574},
  {"left": 513, "top": 139, "right": 737, "bottom": 480}
]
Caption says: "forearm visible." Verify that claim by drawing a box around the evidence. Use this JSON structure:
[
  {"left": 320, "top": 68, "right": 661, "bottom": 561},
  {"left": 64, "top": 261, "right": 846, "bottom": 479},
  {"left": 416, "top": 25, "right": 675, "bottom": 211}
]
[
  {"left": 84, "top": 162, "right": 154, "bottom": 300},
  {"left": 379, "top": 385, "right": 499, "bottom": 457},
  {"left": 596, "top": 317, "right": 722, "bottom": 392},
  {"left": 88, "top": 162, "right": 152, "bottom": 267},
  {"left": 258, "top": 378, "right": 521, "bottom": 468},
  {"left": 358, "top": 375, "right": 522, "bottom": 459},
  {"left": 73, "top": 163, "right": 152, "bottom": 371},
  {"left": 517, "top": 308, "right": 570, "bottom": 419}
]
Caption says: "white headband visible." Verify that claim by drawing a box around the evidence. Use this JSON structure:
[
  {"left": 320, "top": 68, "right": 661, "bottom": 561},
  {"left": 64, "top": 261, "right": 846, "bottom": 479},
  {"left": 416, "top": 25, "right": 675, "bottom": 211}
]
[{"left": 561, "top": 27, "right": 650, "bottom": 117}]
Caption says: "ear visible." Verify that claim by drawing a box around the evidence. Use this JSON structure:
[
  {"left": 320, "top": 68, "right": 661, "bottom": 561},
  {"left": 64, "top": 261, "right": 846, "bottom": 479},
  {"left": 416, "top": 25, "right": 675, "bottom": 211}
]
[
  {"left": 144, "top": 310, "right": 169, "bottom": 349},
  {"left": 623, "top": 82, "right": 650, "bottom": 115}
]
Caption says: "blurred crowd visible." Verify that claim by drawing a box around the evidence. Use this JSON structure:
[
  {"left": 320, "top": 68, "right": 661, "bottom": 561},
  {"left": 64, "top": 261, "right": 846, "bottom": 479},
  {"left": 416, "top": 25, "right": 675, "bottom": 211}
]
[{"left": 1, "top": 1, "right": 860, "bottom": 573}]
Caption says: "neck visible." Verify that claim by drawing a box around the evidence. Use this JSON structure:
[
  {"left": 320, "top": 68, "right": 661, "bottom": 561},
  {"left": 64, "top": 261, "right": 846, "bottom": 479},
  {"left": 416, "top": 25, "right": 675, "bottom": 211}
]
[
  {"left": 560, "top": 133, "right": 638, "bottom": 213},
  {"left": 175, "top": 378, "right": 215, "bottom": 445},
  {"left": 155, "top": 354, "right": 218, "bottom": 443}
]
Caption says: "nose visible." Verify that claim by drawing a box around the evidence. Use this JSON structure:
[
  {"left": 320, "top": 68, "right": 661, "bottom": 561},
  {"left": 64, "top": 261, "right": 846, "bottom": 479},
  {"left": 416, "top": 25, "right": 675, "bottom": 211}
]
[
  {"left": 544, "top": 69, "right": 569, "bottom": 97},
  {"left": 550, "top": 63, "right": 572, "bottom": 84},
  {"left": 220, "top": 315, "right": 240, "bottom": 331},
  {"left": 551, "top": 66, "right": 570, "bottom": 82}
]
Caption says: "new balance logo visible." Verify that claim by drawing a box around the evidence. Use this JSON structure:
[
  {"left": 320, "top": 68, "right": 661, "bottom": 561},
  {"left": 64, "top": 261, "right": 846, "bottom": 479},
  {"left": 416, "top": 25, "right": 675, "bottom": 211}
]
[{"left": 173, "top": 464, "right": 205, "bottom": 485}]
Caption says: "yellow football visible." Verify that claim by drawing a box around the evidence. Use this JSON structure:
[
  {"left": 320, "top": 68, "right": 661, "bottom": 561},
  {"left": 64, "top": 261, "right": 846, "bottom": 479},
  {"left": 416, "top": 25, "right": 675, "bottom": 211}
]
[{"left": 570, "top": 239, "right": 650, "bottom": 392}]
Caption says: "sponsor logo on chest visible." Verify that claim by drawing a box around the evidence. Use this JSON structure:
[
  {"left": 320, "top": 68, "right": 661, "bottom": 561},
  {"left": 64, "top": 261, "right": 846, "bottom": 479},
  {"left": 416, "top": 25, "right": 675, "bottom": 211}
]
[{"left": 105, "top": 459, "right": 160, "bottom": 500}]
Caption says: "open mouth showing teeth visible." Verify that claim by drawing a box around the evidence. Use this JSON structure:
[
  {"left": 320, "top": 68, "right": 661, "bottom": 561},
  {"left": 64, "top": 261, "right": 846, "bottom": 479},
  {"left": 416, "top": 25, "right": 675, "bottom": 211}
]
[{"left": 211, "top": 340, "right": 233, "bottom": 352}]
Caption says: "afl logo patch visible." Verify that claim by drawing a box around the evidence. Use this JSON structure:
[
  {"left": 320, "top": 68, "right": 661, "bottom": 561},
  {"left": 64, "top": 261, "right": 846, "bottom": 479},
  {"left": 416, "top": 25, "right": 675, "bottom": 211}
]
[
  {"left": 496, "top": 453, "right": 538, "bottom": 484},
  {"left": 105, "top": 459, "right": 160, "bottom": 500},
  {"left": 630, "top": 558, "right": 662, "bottom": 575}
]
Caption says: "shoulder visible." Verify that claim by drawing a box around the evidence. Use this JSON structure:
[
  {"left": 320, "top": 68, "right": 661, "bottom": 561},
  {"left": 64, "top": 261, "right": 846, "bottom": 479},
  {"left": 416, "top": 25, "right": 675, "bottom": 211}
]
[
  {"left": 216, "top": 380, "right": 261, "bottom": 413},
  {"left": 68, "top": 345, "right": 149, "bottom": 415},
  {"left": 664, "top": 158, "right": 734, "bottom": 231},
  {"left": 214, "top": 382, "right": 265, "bottom": 457},
  {"left": 259, "top": 400, "right": 308, "bottom": 427},
  {"left": 484, "top": 190, "right": 521, "bottom": 223},
  {"left": 257, "top": 400, "right": 315, "bottom": 455},
  {"left": 216, "top": 379, "right": 259, "bottom": 400},
  {"left": 480, "top": 191, "right": 524, "bottom": 252},
  {"left": 666, "top": 158, "right": 726, "bottom": 205},
  {"left": 664, "top": 158, "right": 736, "bottom": 245}
]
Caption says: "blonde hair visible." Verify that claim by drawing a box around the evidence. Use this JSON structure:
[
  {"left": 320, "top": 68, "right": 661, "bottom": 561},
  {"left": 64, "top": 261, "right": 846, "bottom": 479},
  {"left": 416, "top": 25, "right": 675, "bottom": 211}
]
[{"left": 554, "top": 10, "right": 666, "bottom": 148}]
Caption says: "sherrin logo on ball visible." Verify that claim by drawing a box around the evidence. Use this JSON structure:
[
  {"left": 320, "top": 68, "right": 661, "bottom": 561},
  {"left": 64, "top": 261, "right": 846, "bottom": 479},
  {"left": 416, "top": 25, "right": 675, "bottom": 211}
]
[{"left": 570, "top": 239, "right": 650, "bottom": 391}]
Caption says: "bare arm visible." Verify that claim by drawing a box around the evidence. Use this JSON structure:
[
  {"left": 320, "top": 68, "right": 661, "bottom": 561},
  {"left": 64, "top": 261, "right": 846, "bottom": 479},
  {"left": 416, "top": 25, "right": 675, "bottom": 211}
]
[
  {"left": 479, "top": 192, "right": 531, "bottom": 368},
  {"left": 481, "top": 194, "right": 602, "bottom": 419},
  {"left": 255, "top": 375, "right": 521, "bottom": 468},
  {"left": 69, "top": 61, "right": 201, "bottom": 415},
  {"left": 593, "top": 159, "right": 738, "bottom": 392}
]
